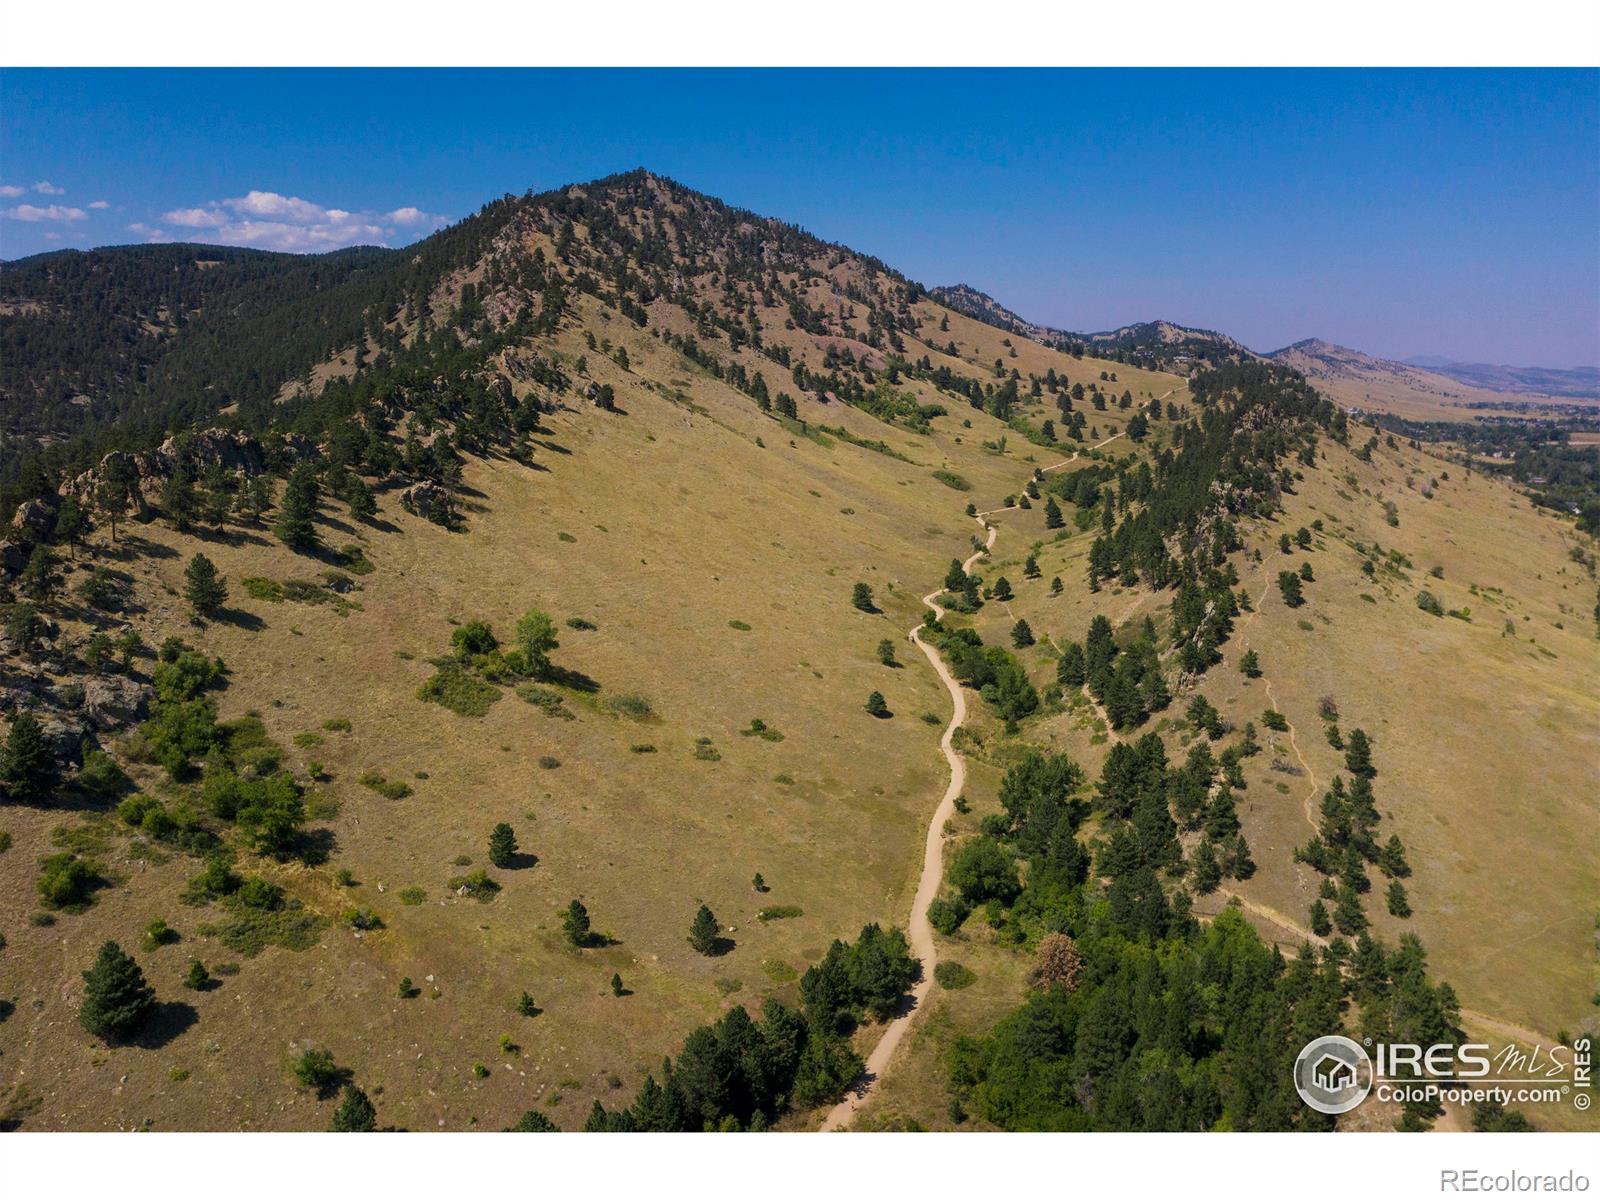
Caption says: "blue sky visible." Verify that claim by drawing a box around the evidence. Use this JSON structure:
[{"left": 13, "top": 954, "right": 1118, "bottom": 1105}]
[{"left": 3, "top": 68, "right": 1596, "bottom": 366}]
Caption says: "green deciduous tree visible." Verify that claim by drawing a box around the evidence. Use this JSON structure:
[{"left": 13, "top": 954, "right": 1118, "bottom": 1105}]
[{"left": 514, "top": 608, "right": 559, "bottom": 677}]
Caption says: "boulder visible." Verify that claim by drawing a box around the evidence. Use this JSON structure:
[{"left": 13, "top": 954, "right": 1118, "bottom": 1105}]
[
  {"left": 399, "top": 481, "right": 455, "bottom": 527},
  {"left": 80, "top": 675, "right": 153, "bottom": 732},
  {"left": 10, "top": 497, "right": 58, "bottom": 542},
  {"left": 37, "top": 714, "right": 89, "bottom": 766}
]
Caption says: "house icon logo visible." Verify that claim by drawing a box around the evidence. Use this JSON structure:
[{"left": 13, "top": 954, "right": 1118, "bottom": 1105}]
[{"left": 1294, "top": 1035, "right": 1373, "bottom": 1115}]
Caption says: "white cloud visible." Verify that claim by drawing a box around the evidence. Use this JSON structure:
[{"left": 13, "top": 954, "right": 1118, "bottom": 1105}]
[
  {"left": 150, "top": 189, "right": 449, "bottom": 252},
  {"left": 128, "top": 222, "right": 171, "bottom": 242},
  {"left": 0, "top": 185, "right": 23, "bottom": 198},
  {"left": 88, "top": 199, "right": 110, "bottom": 209},
  {"left": 386, "top": 205, "right": 447, "bottom": 227},
  {"left": 32, "top": 181, "right": 65, "bottom": 195},
  {"left": 2, "top": 203, "right": 88, "bottom": 222},
  {"left": 164, "top": 206, "right": 229, "bottom": 229}
]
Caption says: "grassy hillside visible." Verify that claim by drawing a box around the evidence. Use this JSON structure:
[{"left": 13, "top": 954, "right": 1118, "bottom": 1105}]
[
  {"left": 1, "top": 172, "right": 1593, "bottom": 1134},
  {"left": 0, "top": 191, "right": 1180, "bottom": 1128}
]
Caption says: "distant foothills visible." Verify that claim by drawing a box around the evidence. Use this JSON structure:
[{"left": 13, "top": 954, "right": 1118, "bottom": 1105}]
[{"left": 926, "top": 284, "right": 1597, "bottom": 401}]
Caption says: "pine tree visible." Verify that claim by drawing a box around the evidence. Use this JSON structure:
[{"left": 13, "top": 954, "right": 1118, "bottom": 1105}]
[
  {"left": 1379, "top": 834, "right": 1411, "bottom": 878},
  {"left": 1024, "top": 554, "right": 1041, "bottom": 579},
  {"left": 1, "top": 710, "right": 59, "bottom": 803},
  {"left": 330, "top": 1084, "right": 377, "bottom": 1131},
  {"left": 183, "top": 552, "right": 227, "bottom": 618},
  {"left": 1345, "top": 728, "right": 1375, "bottom": 778},
  {"left": 1057, "top": 642, "right": 1086, "bottom": 687},
  {"left": 183, "top": 959, "right": 210, "bottom": 990},
  {"left": 1333, "top": 881, "right": 1367, "bottom": 935},
  {"left": 78, "top": 941, "right": 155, "bottom": 1039},
  {"left": 1386, "top": 880, "right": 1412, "bottom": 918},
  {"left": 688, "top": 903, "right": 720, "bottom": 955},
  {"left": 563, "top": 899, "right": 591, "bottom": 947},
  {"left": 876, "top": 638, "right": 898, "bottom": 667},
  {"left": 851, "top": 582, "right": 875, "bottom": 612},
  {"left": 865, "top": 690, "right": 890, "bottom": 718},
  {"left": 1191, "top": 840, "right": 1222, "bottom": 894},
  {"left": 274, "top": 463, "right": 321, "bottom": 550},
  {"left": 1309, "top": 899, "right": 1333, "bottom": 938},
  {"left": 17, "top": 545, "right": 60, "bottom": 604},
  {"left": 54, "top": 497, "right": 90, "bottom": 558},
  {"left": 1010, "top": 619, "right": 1035, "bottom": 648},
  {"left": 488, "top": 822, "right": 518, "bottom": 868},
  {"left": 992, "top": 576, "right": 1013, "bottom": 601},
  {"left": 1276, "top": 570, "right": 1304, "bottom": 607},
  {"left": 346, "top": 478, "right": 377, "bottom": 521},
  {"left": 1050, "top": 576, "right": 1063, "bottom": 595},
  {"left": 611, "top": 972, "right": 625, "bottom": 997},
  {"left": 1239, "top": 648, "right": 1261, "bottom": 678},
  {"left": 1044, "top": 496, "right": 1064, "bottom": 529},
  {"left": 517, "top": 991, "right": 538, "bottom": 1016},
  {"left": 943, "top": 558, "right": 966, "bottom": 591},
  {"left": 161, "top": 466, "right": 199, "bottom": 531}
]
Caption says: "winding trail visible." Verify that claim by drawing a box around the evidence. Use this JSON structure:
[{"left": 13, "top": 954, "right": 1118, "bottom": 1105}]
[
  {"left": 818, "top": 394, "right": 1557, "bottom": 1130},
  {"left": 822, "top": 433, "right": 1122, "bottom": 1130}
]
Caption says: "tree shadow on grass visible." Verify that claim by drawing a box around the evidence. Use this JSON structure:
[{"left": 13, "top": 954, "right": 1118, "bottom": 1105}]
[
  {"left": 545, "top": 665, "right": 600, "bottom": 694},
  {"left": 296, "top": 828, "right": 338, "bottom": 867},
  {"left": 214, "top": 607, "right": 266, "bottom": 632},
  {"left": 505, "top": 851, "right": 540, "bottom": 871},
  {"left": 131, "top": 1000, "right": 199, "bottom": 1050}
]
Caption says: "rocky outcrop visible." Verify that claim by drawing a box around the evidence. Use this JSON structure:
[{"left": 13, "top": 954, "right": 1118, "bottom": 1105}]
[
  {"left": 10, "top": 497, "right": 58, "bottom": 542},
  {"left": 80, "top": 674, "right": 153, "bottom": 731},
  {"left": 399, "top": 480, "right": 455, "bottom": 527},
  {"left": 58, "top": 428, "right": 319, "bottom": 508},
  {"left": 37, "top": 713, "right": 89, "bottom": 766}
]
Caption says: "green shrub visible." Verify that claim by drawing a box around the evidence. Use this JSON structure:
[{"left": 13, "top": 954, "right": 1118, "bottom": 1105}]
[
  {"left": 398, "top": 887, "right": 427, "bottom": 906},
  {"left": 293, "top": 1048, "right": 339, "bottom": 1091},
  {"left": 927, "top": 895, "right": 971, "bottom": 936},
  {"left": 934, "top": 961, "right": 976, "bottom": 989},
  {"left": 198, "top": 895, "right": 325, "bottom": 957},
  {"left": 37, "top": 853, "right": 103, "bottom": 911},
  {"left": 242, "top": 577, "right": 284, "bottom": 602},
  {"left": 448, "top": 870, "right": 501, "bottom": 901},
  {"left": 77, "top": 750, "right": 130, "bottom": 796},
  {"left": 516, "top": 684, "right": 574, "bottom": 719},
  {"left": 757, "top": 905, "right": 803, "bottom": 922},
  {"left": 605, "top": 694, "right": 654, "bottom": 720},
  {"left": 342, "top": 907, "right": 383, "bottom": 930},
  {"left": 321, "top": 718, "right": 353, "bottom": 732},
  {"left": 418, "top": 662, "right": 501, "bottom": 717},
  {"left": 357, "top": 771, "right": 413, "bottom": 800}
]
